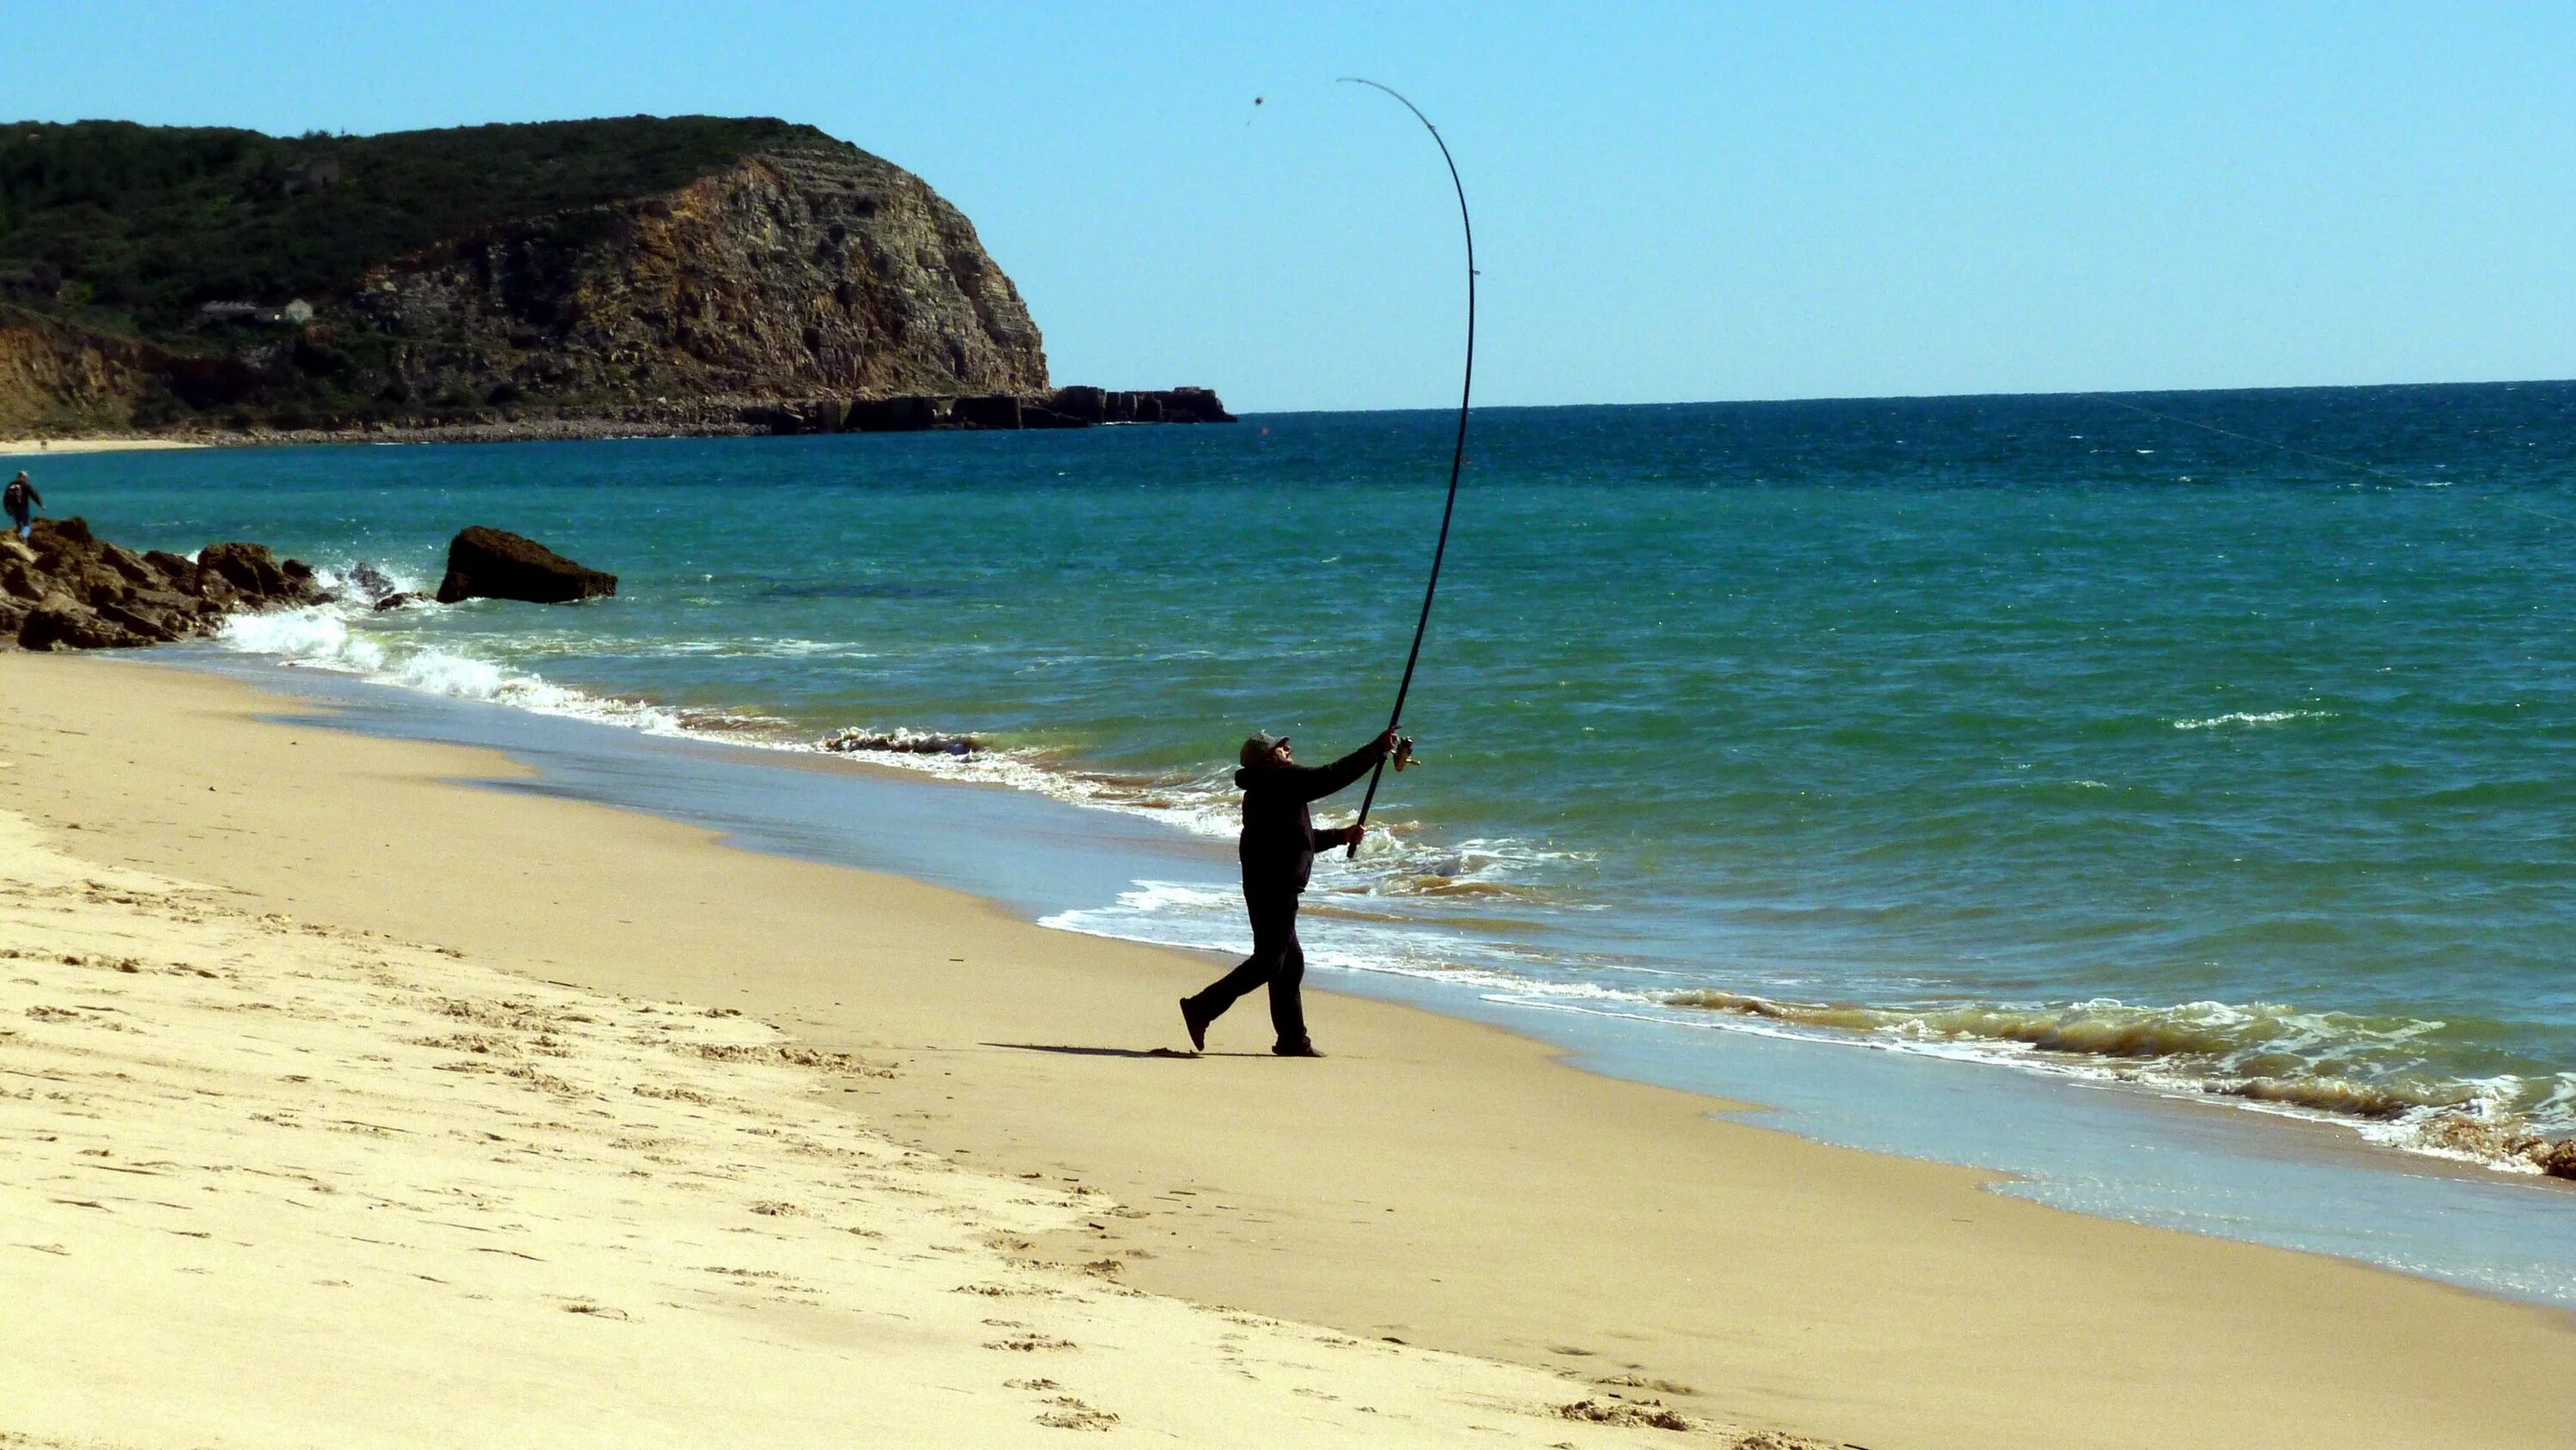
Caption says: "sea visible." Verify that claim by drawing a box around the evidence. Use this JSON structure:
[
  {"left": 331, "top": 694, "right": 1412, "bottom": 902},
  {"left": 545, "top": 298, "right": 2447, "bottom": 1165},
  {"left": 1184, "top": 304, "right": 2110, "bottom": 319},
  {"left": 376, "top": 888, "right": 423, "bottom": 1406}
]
[{"left": 28, "top": 380, "right": 2576, "bottom": 1303}]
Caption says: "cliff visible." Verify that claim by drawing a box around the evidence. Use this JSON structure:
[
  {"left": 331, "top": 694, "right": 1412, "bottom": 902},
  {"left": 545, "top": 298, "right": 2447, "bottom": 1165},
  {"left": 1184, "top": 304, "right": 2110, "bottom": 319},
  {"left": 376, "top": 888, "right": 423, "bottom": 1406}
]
[{"left": 0, "top": 118, "right": 1059, "bottom": 433}]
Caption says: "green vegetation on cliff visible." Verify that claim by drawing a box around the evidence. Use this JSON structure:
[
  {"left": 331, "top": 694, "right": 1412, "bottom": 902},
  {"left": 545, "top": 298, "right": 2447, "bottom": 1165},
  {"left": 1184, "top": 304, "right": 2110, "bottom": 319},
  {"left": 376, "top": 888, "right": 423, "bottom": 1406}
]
[
  {"left": 0, "top": 116, "right": 822, "bottom": 339},
  {"left": 0, "top": 115, "right": 1049, "bottom": 434}
]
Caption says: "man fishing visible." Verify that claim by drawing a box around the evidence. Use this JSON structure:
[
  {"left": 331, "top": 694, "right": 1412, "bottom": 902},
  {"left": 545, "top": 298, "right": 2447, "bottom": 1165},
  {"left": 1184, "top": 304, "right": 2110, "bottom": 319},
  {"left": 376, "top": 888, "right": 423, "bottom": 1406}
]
[
  {"left": 1176, "top": 84, "right": 1467, "bottom": 1060},
  {"left": 4, "top": 472, "right": 39, "bottom": 541},
  {"left": 1182, "top": 726, "right": 1400, "bottom": 1057}
]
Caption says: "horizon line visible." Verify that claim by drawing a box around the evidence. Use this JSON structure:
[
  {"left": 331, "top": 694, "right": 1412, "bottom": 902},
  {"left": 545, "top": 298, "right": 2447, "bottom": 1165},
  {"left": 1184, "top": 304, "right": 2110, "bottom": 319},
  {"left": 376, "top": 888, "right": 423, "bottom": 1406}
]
[{"left": 1235, "top": 374, "right": 2576, "bottom": 417}]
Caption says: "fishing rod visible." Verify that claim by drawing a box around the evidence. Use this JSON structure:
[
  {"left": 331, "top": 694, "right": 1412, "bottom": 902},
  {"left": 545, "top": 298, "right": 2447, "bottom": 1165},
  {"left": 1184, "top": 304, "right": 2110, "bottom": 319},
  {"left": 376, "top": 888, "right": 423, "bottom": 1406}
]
[{"left": 1340, "top": 76, "right": 1474, "bottom": 858}]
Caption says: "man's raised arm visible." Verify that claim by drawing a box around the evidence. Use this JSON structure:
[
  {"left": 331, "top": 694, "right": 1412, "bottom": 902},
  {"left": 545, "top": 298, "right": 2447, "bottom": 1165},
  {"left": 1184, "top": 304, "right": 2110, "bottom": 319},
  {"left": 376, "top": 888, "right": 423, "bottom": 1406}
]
[{"left": 1291, "top": 731, "right": 1396, "bottom": 803}]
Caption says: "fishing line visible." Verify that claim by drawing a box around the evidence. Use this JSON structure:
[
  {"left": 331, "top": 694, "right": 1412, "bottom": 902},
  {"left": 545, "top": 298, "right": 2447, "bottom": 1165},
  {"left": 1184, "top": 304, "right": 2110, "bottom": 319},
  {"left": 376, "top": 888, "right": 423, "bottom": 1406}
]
[
  {"left": 1340, "top": 77, "right": 1474, "bottom": 858},
  {"left": 2089, "top": 392, "right": 2576, "bottom": 530}
]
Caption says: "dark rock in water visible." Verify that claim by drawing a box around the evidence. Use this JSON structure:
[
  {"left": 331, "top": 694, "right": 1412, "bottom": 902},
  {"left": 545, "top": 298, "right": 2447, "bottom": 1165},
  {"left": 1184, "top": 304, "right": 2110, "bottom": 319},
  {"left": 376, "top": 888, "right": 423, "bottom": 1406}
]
[
  {"left": 374, "top": 592, "right": 425, "bottom": 611},
  {"left": 1161, "top": 385, "right": 1233, "bottom": 423},
  {"left": 349, "top": 561, "right": 398, "bottom": 600},
  {"left": 739, "top": 397, "right": 849, "bottom": 435},
  {"left": 835, "top": 385, "right": 1228, "bottom": 434},
  {"left": 434, "top": 526, "right": 617, "bottom": 605},
  {"left": 1047, "top": 385, "right": 1106, "bottom": 425},
  {"left": 818, "top": 726, "right": 981, "bottom": 756},
  {"left": 954, "top": 394, "right": 1023, "bottom": 430},
  {"left": 846, "top": 396, "right": 945, "bottom": 433}
]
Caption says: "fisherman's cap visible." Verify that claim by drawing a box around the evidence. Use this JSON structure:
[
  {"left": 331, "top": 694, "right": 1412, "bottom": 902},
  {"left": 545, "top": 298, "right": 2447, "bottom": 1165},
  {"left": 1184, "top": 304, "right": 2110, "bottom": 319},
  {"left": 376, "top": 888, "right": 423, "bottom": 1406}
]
[{"left": 1240, "top": 732, "right": 1289, "bottom": 769}]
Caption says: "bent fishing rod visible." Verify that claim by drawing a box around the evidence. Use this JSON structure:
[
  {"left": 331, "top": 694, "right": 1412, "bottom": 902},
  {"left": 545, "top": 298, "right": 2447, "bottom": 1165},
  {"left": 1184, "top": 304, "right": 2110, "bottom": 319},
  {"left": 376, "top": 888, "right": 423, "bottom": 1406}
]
[{"left": 1340, "top": 76, "right": 1475, "bottom": 858}]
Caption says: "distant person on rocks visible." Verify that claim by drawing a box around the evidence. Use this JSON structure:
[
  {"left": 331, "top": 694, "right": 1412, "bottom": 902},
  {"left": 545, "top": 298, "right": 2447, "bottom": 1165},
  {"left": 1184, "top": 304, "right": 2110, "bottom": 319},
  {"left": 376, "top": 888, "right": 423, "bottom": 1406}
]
[
  {"left": 1182, "top": 726, "right": 1398, "bottom": 1058},
  {"left": 4, "top": 472, "right": 39, "bottom": 540}
]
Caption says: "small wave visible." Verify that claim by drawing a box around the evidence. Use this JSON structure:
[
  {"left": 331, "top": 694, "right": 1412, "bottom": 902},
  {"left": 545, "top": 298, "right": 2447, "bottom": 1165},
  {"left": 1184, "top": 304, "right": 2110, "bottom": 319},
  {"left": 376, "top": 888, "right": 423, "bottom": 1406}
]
[
  {"left": 1358, "top": 874, "right": 1561, "bottom": 902},
  {"left": 819, "top": 727, "right": 983, "bottom": 756},
  {"left": 2172, "top": 709, "right": 2338, "bottom": 731},
  {"left": 1657, "top": 988, "right": 2575, "bottom": 1176}
]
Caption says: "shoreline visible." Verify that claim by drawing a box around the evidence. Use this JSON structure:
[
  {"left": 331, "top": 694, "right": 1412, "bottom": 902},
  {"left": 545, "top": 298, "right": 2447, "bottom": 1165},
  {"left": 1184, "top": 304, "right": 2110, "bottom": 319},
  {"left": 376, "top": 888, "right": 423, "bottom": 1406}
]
[
  {"left": 186, "top": 606, "right": 2576, "bottom": 1198},
  {"left": 4, "top": 652, "right": 2571, "bottom": 1449},
  {"left": 0, "top": 387, "right": 1233, "bottom": 456},
  {"left": 0, "top": 435, "right": 209, "bottom": 457}
]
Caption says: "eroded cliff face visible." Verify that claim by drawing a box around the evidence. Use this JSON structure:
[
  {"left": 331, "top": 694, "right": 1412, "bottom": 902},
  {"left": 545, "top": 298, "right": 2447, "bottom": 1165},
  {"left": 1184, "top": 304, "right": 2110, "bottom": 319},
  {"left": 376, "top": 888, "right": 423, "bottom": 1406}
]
[
  {"left": 0, "top": 312, "right": 161, "bottom": 434},
  {"left": 349, "top": 142, "right": 1049, "bottom": 408},
  {"left": 0, "top": 131, "right": 1051, "bottom": 433}
]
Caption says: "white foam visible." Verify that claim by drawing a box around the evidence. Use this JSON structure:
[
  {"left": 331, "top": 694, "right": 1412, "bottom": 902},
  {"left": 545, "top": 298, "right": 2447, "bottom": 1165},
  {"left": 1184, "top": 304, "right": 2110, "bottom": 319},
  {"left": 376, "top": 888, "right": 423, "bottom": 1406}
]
[
  {"left": 213, "top": 579, "right": 690, "bottom": 737},
  {"left": 2172, "top": 709, "right": 2339, "bottom": 731}
]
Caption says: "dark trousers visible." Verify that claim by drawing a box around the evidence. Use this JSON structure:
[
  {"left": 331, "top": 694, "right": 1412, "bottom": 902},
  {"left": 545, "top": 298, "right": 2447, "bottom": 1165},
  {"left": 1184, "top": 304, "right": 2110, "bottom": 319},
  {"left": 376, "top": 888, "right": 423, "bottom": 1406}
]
[{"left": 1184, "top": 882, "right": 1308, "bottom": 1049}]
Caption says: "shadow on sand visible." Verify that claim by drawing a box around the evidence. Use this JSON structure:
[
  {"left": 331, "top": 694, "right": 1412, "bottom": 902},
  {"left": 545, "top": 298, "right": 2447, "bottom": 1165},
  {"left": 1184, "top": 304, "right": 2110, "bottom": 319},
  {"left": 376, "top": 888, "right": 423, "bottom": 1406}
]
[{"left": 981, "top": 1042, "right": 1261, "bottom": 1060}]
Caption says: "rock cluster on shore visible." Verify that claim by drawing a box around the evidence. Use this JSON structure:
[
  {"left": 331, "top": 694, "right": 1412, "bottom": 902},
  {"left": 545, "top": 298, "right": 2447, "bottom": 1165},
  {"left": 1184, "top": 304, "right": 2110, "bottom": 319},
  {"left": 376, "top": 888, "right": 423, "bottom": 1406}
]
[{"left": 0, "top": 518, "right": 328, "bottom": 650}]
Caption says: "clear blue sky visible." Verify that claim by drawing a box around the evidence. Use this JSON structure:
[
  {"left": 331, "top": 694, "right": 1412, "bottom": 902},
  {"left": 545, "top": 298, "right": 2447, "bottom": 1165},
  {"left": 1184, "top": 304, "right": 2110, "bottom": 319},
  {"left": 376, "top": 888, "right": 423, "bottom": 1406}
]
[{"left": 7, "top": 2, "right": 2570, "bottom": 410}]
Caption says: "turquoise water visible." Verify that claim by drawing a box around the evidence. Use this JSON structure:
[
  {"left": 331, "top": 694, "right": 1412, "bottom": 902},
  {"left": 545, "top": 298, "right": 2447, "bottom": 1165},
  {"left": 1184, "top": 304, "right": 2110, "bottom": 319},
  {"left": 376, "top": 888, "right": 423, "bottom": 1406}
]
[{"left": 33, "top": 381, "right": 2576, "bottom": 1181}]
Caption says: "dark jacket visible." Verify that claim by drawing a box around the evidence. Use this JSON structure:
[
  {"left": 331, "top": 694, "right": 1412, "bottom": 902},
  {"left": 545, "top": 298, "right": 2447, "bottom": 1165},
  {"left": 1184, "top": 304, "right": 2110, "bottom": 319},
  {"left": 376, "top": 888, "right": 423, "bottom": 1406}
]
[
  {"left": 1236, "top": 738, "right": 1387, "bottom": 892},
  {"left": 3, "top": 479, "right": 36, "bottom": 515}
]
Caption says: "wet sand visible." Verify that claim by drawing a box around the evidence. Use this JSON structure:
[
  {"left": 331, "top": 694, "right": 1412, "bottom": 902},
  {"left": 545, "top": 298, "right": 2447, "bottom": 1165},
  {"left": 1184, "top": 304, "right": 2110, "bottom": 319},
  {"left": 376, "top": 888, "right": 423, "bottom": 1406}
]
[{"left": 4, "top": 652, "right": 2571, "bottom": 1449}]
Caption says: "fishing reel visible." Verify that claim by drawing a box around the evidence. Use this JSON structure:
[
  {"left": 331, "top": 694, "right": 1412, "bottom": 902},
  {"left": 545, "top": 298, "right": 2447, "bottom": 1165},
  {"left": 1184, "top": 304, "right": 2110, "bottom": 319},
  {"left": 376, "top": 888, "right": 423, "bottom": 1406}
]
[{"left": 1391, "top": 735, "right": 1419, "bottom": 772}]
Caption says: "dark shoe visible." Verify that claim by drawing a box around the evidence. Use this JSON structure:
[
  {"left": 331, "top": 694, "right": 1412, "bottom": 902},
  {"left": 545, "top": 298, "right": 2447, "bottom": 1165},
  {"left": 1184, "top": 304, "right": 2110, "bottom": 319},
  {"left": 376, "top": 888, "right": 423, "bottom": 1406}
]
[
  {"left": 1273, "top": 1040, "right": 1324, "bottom": 1058},
  {"left": 1180, "top": 998, "right": 1208, "bottom": 1053}
]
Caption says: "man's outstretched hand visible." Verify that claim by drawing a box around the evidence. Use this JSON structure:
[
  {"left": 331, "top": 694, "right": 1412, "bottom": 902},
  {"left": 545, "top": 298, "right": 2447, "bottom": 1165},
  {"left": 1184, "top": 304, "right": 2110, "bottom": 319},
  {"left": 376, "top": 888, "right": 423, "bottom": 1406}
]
[
  {"left": 1340, "top": 823, "right": 1368, "bottom": 848},
  {"left": 1374, "top": 727, "right": 1401, "bottom": 758}
]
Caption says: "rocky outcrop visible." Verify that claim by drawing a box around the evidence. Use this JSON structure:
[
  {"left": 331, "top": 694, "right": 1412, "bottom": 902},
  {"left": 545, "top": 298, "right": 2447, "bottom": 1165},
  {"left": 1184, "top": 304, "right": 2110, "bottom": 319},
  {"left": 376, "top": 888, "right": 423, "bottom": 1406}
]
[
  {"left": 0, "top": 118, "right": 1241, "bottom": 443},
  {"left": 344, "top": 143, "right": 1048, "bottom": 415},
  {"left": 433, "top": 526, "right": 617, "bottom": 605},
  {"left": 0, "top": 518, "right": 328, "bottom": 650},
  {"left": 0, "top": 121, "right": 1053, "bottom": 435}
]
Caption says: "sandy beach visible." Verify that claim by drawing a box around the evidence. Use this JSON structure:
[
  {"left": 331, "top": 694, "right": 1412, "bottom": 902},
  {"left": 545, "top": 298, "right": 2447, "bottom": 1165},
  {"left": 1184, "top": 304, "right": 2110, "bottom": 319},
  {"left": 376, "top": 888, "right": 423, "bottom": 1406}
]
[
  {"left": 4, "top": 651, "right": 2572, "bottom": 1450},
  {"left": 0, "top": 438, "right": 207, "bottom": 459}
]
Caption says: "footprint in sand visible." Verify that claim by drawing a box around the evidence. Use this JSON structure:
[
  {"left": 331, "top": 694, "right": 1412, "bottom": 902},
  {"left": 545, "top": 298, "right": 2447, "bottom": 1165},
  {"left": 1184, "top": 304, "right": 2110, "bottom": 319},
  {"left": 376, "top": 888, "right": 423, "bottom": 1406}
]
[
  {"left": 983, "top": 1333, "right": 1077, "bottom": 1352},
  {"left": 1031, "top": 1397, "right": 1117, "bottom": 1431}
]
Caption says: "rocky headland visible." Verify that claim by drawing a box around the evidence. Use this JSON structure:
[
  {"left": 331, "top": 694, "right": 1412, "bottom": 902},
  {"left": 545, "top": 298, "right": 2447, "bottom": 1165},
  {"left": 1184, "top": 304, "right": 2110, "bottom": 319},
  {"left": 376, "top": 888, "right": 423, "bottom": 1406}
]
[{"left": 0, "top": 117, "right": 1230, "bottom": 443}]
